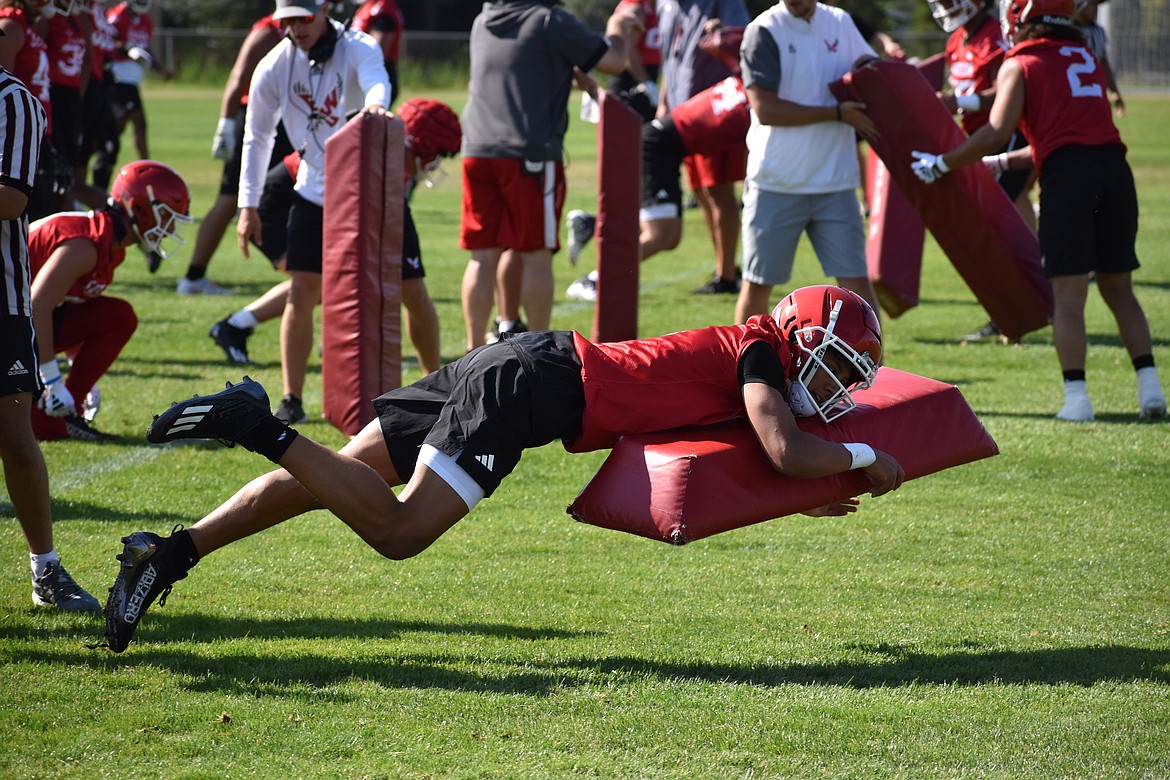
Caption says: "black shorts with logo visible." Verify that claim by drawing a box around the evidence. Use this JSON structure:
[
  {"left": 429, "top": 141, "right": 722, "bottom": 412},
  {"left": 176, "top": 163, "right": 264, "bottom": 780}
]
[
  {"left": 0, "top": 314, "right": 42, "bottom": 397},
  {"left": 373, "top": 330, "right": 585, "bottom": 496}
]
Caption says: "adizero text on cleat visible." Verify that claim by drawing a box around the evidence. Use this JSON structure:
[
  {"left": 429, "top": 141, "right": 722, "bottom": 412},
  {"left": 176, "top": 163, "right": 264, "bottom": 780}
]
[
  {"left": 104, "top": 531, "right": 186, "bottom": 653},
  {"left": 146, "top": 377, "right": 272, "bottom": 447}
]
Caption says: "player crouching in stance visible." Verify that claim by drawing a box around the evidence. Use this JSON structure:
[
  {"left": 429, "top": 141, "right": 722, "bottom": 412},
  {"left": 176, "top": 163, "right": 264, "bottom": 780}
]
[
  {"left": 30, "top": 161, "right": 193, "bottom": 440},
  {"left": 104, "top": 285, "right": 904, "bottom": 652}
]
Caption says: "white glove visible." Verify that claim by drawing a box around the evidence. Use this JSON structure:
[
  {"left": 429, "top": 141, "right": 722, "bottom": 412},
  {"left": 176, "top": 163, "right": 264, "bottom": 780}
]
[
  {"left": 38, "top": 361, "right": 76, "bottom": 417},
  {"left": 911, "top": 151, "right": 950, "bottom": 184},
  {"left": 127, "top": 46, "right": 154, "bottom": 69},
  {"left": 981, "top": 153, "right": 1009, "bottom": 174},
  {"left": 211, "top": 117, "right": 236, "bottom": 160},
  {"left": 639, "top": 79, "right": 660, "bottom": 109}
]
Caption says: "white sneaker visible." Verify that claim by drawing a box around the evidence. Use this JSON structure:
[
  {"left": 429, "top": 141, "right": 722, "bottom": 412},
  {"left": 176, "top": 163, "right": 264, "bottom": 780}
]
[
  {"left": 177, "top": 277, "right": 232, "bottom": 295},
  {"left": 1055, "top": 380, "right": 1094, "bottom": 422},
  {"left": 82, "top": 385, "right": 101, "bottom": 422},
  {"left": 566, "top": 210, "right": 596, "bottom": 266},
  {"left": 566, "top": 270, "right": 598, "bottom": 302},
  {"left": 1137, "top": 367, "right": 1167, "bottom": 420}
]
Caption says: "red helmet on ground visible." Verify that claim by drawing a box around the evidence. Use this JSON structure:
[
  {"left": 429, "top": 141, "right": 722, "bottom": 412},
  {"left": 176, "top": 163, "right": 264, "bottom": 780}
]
[
  {"left": 398, "top": 97, "right": 462, "bottom": 169},
  {"left": 108, "top": 160, "right": 193, "bottom": 261},
  {"left": 1000, "top": 0, "right": 1075, "bottom": 40},
  {"left": 771, "top": 285, "right": 882, "bottom": 422}
]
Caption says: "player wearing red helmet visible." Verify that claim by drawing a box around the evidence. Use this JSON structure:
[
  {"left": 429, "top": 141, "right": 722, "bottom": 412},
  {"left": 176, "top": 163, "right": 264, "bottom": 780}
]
[
  {"left": 104, "top": 284, "right": 904, "bottom": 653},
  {"left": 29, "top": 161, "right": 191, "bottom": 441},
  {"left": 910, "top": 0, "right": 1166, "bottom": 421}
]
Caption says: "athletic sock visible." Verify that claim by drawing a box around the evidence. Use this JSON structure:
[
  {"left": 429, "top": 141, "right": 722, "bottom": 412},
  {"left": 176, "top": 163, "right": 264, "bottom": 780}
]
[
  {"left": 227, "top": 310, "right": 259, "bottom": 330},
  {"left": 236, "top": 414, "right": 299, "bottom": 463},
  {"left": 168, "top": 529, "right": 201, "bottom": 573},
  {"left": 30, "top": 549, "right": 59, "bottom": 578}
]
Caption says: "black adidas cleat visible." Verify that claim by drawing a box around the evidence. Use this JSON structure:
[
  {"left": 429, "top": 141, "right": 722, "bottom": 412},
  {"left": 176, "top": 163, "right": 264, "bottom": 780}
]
[
  {"left": 209, "top": 319, "right": 252, "bottom": 365},
  {"left": 105, "top": 531, "right": 187, "bottom": 653},
  {"left": 146, "top": 377, "right": 272, "bottom": 448}
]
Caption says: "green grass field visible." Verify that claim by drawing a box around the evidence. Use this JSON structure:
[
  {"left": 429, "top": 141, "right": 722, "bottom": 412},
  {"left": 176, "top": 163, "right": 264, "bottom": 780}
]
[{"left": 1, "top": 83, "right": 1169, "bottom": 779}]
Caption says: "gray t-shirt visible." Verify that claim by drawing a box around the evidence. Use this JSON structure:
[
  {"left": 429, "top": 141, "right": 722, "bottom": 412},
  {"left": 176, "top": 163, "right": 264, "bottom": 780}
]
[
  {"left": 657, "top": 0, "right": 750, "bottom": 109},
  {"left": 461, "top": 2, "right": 609, "bottom": 161}
]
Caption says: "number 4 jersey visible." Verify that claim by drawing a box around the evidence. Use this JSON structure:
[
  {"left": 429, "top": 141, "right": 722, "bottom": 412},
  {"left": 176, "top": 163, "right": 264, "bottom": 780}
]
[{"left": 1010, "top": 38, "right": 1122, "bottom": 172}]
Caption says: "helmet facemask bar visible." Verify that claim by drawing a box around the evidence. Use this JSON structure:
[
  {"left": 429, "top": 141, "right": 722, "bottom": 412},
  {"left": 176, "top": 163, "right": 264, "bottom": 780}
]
[
  {"left": 135, "top": 184, "right": 193, "bottom": 260},
  {"left": 418, "top": 157, "right": 449, "bottom": 189},
  {"left": 929, "top": 0, "right": 982, "bottom": 32},
  {"left": 789, "top": 300, "right": 880, "bottom": 423}
]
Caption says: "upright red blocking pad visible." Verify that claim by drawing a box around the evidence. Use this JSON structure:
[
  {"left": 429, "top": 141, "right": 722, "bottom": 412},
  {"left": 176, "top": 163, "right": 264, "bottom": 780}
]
[
  {"left": 321, "top": 113, "right": 405, "bottom": 436},
  {"left": 862, "top": 56, "right": 946, "bottom": 318},
  {"left": 832, "top": 60, "right": 1051, "bottom": 342},
  {"left": 567, "top": 368, "right": 998, "bottom": 545},
  {"left": 865, "top": 148, "right": 923, "bottom": 317},
  {"left": 592, "top": 92, "right": 642, "bottom": 343}
]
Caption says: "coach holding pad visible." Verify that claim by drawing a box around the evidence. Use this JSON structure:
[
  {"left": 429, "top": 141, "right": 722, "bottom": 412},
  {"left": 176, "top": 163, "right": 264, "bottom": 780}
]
[{"left": 236, "top": 0, "right": 390, "bottom": 426}]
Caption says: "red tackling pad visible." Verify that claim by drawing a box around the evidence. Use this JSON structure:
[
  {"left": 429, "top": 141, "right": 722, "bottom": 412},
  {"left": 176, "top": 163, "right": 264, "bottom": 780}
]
[
  {"left": 592, "top": 92, "right": 642, "bottom": 343},
  {"left": 566, "top": 367, "right": 998, "bottom": 545},
  {"left": 321, "top": 113, "right": 405, "bottom": 436},
  {"left": 831, "top": 59, "right": 1051, "bottom": 342},
  {"left": 862, "top": 55, "right": 946, "bottom": 318}
]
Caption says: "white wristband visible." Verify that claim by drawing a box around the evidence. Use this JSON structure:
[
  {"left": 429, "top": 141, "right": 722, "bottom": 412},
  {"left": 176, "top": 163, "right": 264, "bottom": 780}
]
[
  {"left": 843, "top": 442, "right": 876, "bottom": 470},
  {"left": 955, "top": 93, "right": 981, "bottom": 112},
  {"left": 39, "top": 360, "right": 62, "bottom": 385}
]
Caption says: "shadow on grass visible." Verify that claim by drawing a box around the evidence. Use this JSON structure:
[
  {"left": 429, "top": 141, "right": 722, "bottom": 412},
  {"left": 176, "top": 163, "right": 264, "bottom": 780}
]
[{"left": 4, "top": 615, "right": 1167, "bottom": 696}]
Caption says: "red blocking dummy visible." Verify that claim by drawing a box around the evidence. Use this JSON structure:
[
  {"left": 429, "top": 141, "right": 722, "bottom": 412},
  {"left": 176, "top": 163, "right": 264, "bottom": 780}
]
[
  {"left": 592, "top": 92, "right": 642, "bottom": 343},
  {"left": 567, "top": 368, "right": 998, "bottom": 545},
  {"left": 832, "top": 59, "right": 1051, "bottom": 342},
  {"left": 322, "top": 113, "right": 405, "bottom": 436}
]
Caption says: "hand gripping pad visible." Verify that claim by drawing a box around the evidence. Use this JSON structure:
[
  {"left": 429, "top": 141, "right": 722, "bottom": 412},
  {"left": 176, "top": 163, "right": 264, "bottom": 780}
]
[
  {"left": 831, "top": 59, "right": 1051, "bottom": 341},
  {"left": 566, "top": 368, "right": 998, "bottom": 544}
]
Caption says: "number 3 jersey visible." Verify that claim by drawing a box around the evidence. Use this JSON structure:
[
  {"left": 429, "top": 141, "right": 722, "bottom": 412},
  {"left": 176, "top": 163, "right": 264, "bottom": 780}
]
[{"left": 1010, "top": 38, "right": 1122, "bottom": 172}]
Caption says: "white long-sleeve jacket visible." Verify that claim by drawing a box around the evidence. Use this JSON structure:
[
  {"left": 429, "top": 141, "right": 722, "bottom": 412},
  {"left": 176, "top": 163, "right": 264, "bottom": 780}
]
[{"left": 239, "top": 20, "right": 390, "bottom": 208}]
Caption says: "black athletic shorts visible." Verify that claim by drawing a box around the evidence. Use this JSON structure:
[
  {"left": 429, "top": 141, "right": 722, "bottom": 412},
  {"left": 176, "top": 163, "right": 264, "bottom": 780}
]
[
  {"left": 285, "top": 191, "right": 324, "bottom": 273},
  {"left": 1038, "top": 144, "right": 1139, "bottom": 278},
  {"left": 995, "top": 129, "right": 1031, "bottom": 202},
  {"left": 373, "top": 330, "right": 585, "bottom": 497},
  {"left": 0, "top": 314, "right": 42, "bottom": 397},
  {"left": 641, "top": 116, "right": 689, "bottom": 214},
  {"left": 79, "top": 78, "right": 115, "bottom": 163},
  {"left": 107, "top": 82, "right": 143, "bottom": 122},
  {"left": 49, "top": 83, "right": 84, "bottom": 167}
]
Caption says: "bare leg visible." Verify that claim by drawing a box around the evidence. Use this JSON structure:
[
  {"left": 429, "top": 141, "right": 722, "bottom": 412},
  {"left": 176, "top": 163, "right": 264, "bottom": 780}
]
[
  {"left": 247, "top": 278, "right": 292, "bottom": 324},
  {"left": 640, "top": 217, "right": 682, "bottom": 264},
  {"left": 1050, "top": 274, "right": 1091, "bottom": 373},
  {"left": 0, "top": 395, "right": 53, "bottom": 555},
  {"left": 187, "top": 194, "right": 238, "bottom": 275},
  {"left": 518, "top": 249, "right": 553, "bottom": 330},
  {"left": 496, "top": 249, "right": 522, "bottom": 322},
  {"left": 735, "top": 280, "right": 774, "bottom": 325},
  {"left": 130, "top": 109, "right": 149, "bottom": 159},
  {"left": 1095, "top": 271, "right": 1155, "bottom": 360},
  {"left": 280, "top": 271, "right": 322, "bottom": 399},
  {"left": 462, "top": 247, "right": 502, "bottom": 351},
  {"left": 402, "top": 277, "right": 441, "bottom": 374},
  {"left": 701, "top": 182, "right": 741, "bottom": 281}
]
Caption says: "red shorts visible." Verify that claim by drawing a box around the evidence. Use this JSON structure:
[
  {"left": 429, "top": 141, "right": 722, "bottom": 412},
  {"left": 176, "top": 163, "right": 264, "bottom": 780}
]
[
  {"left": 683, "top": 145, "right": 747, "bottom": 190},
  {"left": 460, "top": 157, "right": 566, "bottom": 253}
]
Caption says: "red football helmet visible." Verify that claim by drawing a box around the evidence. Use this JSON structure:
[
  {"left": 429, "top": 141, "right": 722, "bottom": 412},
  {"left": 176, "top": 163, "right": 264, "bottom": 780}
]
[
  {"left": 398, "top": 97, "right": 462, "bottom": 178},
  {"left": 1000, "top": 0, "right": 1075, "bottom": 40},
  {"left": 108, "top": 160, "right": 194, "bottom": 261},
  {"left": 771, "top": 285, "right": 882, "bottom": 423}
]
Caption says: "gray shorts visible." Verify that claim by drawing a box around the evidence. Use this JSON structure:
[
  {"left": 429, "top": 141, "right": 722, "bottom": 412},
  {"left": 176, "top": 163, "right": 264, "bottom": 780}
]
[{"left": 741, "top": 183, "right": 867, "bottom": 286}]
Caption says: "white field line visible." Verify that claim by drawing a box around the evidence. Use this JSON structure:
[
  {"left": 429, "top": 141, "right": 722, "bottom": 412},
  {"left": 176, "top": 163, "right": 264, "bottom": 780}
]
[{"left": 0, "top": 446, "right": 162, "bottom": 508}]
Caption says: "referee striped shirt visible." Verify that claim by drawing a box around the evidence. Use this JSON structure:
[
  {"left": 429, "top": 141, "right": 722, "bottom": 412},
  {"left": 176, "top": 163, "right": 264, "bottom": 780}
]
[{"left": 0, "top": 67, "right": 46, "bottom": 317}]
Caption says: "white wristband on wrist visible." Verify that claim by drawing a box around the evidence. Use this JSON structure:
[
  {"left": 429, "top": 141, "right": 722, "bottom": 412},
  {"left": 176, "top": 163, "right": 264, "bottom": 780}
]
[
  {"left": 39, "top": 360, "right": 62, "bottom": 385},
  {"left": 955, "top": 93, "right": 981, "bottom": 112},
  {"left": 843, "top": 442, "right": 876, "bottom": 470}
]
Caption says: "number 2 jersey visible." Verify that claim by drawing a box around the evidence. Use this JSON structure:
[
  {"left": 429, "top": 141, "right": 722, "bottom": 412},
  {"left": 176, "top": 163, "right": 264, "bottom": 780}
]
[{"left": 1010, "top": 38, "right": 1122, "bottom": 172}]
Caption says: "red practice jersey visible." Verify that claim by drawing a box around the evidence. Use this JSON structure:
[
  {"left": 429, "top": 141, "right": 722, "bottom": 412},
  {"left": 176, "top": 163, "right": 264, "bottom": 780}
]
[
  {"left": 945, "top": 16, "right": 1008, "bottom": 134},
  {"left": 670, "top": 76, "right": 750, "bottom": 156},
  {"left": 1010, "top": 38, "right": 1122, "bottom": 172},
  {"left": 107, "top": 2, "right": 154, "bottom": 61},
  {"left": 30, "top": 211, "right": 126, "bottom": 303},
  {"left": 45, "top": 13, "right": 87, "bottom": 89},
  {"left": 0, "top": 8, "right": 50, "bottom": 126},
  {"left": 617, "top": 0, "right": 661, "bottom": 69},
  {"left": 87, "top": 0, "right": 119, "bottom": 81},
  {"left": 569, "top": 314, "right": 793, "bottom": 452}
]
